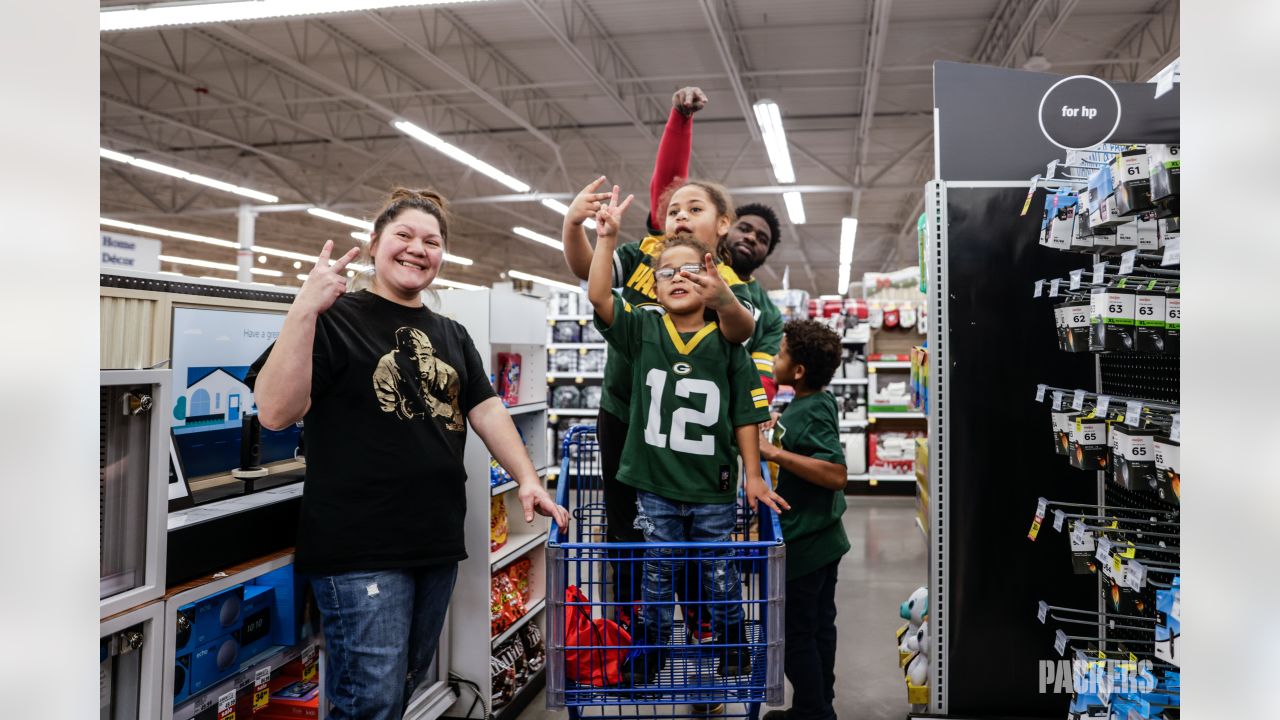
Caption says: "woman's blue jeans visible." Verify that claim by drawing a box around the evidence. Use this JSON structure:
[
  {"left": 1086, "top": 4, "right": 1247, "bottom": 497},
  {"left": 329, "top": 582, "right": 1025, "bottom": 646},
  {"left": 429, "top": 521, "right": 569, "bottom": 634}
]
[{"left": 310, "top": 563, "right": 458, "bottom": 720}]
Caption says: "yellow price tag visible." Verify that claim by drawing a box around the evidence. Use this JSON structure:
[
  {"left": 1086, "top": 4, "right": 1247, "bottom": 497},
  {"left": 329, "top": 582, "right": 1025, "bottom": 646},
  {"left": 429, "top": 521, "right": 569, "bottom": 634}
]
[
  {"left": 251, "top": 667, "right": 270, "bottom": 712},
  {"left": 1027, "top": 519, "right": 1042, "bottom": 541},
  {"left": 1112, "top": 554, "right": 1123, "bottom": 577},
  {"left": 301, "top": 644, "right": 318, "bottom": 683}
]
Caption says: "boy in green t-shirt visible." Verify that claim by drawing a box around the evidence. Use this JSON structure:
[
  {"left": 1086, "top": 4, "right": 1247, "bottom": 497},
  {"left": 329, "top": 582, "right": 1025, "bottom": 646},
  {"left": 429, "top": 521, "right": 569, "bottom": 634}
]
[
  {"left": 587, "top": 187, "right": 789, "bottom": 687},
  {"left": 758, "top": 320, "right": 849, "bottom": 720}
]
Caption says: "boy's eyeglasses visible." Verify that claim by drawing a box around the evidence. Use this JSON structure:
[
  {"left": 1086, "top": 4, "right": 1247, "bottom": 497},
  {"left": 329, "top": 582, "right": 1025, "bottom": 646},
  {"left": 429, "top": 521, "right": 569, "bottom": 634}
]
[{"left": 654, "top": 263, "right": 705, "bottom": 282}]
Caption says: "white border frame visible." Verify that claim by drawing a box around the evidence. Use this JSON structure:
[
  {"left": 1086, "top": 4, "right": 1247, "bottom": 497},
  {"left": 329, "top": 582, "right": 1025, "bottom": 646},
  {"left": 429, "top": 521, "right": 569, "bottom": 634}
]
[
  {"left": 102, "top": 600, "right": 167, "bottom": 720},
  {"left": 100, "top": 369, "right": 170, "bottom": 620},
  {"left": 1037, "top": 75, "right": 1123, "bottom": 151}
]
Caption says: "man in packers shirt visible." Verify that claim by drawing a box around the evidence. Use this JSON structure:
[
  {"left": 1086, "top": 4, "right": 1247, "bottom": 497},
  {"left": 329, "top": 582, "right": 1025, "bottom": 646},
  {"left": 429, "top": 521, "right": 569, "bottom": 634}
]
[{"left": 587, "top": 187, "right": 789, "bottom": 688}]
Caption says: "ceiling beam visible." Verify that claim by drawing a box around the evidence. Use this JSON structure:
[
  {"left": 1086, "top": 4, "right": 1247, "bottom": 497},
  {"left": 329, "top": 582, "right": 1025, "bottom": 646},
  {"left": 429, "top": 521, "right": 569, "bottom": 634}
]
[
  {"left": 518, "top": 0, "right": 658, "bottom": 143},
  {"left": 1091, "top": 0, "right": 1178, "bottom": 82},
  {"left": 848, "top": 0, "right": 894, "bottom": 218},
  {"left": 697, "top": 0, "right": 760, "bottom": 141}
]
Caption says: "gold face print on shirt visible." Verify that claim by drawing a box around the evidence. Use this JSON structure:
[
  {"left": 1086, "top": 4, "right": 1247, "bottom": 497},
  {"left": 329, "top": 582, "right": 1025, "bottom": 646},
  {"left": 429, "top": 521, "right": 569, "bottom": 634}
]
[{"left": 372, "top": 327, "right": 464, "bottom": 430}]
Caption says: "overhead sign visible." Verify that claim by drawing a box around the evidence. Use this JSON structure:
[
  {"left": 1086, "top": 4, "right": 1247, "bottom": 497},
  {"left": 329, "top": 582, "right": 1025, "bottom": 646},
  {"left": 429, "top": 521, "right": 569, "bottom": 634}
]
[
  {"left": 101, "top": 231, "right": 160, "bottom": 273},
  {"left": 934, "top": 61, "right": 1180, "bottom": 181},
  {"left": 1037, "top": 75, "right": 1122, "bottom": 150}
]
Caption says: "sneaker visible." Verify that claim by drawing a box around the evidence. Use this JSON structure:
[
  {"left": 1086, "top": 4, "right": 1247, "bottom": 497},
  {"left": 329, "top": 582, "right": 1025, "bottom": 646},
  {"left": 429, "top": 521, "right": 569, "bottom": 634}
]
[
  {"left": 692, "top": 703, "right": 725, "bottom": 715},
  {"left": 687, "top": 619, "right": 715, "bottom": 644},
  {"left": 618, "top": 649, "right": 663, "bottom": 688},
  {"left": 717, "top": 645, "right": 752, "bottom": 677}
]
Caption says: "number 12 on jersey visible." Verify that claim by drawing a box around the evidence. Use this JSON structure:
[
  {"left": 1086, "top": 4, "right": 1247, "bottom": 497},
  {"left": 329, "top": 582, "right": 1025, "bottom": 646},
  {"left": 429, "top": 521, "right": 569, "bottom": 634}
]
[{"left": 644, "top": 368, "right": 721, "bottom": 456}]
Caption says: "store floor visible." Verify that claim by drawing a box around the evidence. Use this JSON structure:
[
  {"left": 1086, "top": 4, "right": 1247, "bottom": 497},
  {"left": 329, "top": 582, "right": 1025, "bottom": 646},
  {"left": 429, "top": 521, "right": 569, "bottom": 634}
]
[{"left": 515, "top": 496, "right": 928, "bottom": 720}]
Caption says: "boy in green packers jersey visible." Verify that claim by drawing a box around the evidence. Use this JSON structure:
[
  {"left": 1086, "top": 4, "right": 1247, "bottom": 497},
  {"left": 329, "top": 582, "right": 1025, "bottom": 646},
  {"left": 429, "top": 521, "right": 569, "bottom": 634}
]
[
  {"left": 588, "top": 187, "right": 789, "bottom": 687},
  {"left": 757, "top": 320, "right": 849, "bottom": 720}
]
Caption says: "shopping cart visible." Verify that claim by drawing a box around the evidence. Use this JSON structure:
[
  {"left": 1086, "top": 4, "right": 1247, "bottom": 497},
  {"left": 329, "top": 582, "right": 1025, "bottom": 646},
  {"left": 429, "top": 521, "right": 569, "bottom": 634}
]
[{"left": 546, "top": 426, "right": 785, "bottom": 719}]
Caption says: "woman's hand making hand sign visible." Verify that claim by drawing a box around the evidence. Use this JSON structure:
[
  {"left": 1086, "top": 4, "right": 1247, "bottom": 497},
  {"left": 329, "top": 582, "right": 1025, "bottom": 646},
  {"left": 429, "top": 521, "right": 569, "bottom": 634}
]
[{"left": 295, "top": 240, "right": 360, "bottom": 318}]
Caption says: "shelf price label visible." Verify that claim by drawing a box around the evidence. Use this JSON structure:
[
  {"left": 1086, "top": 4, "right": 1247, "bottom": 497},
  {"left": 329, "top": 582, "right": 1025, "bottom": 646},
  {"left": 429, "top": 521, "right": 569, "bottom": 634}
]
[
  {"left": 217, "top": 689, "right": 237, "bottom": 720},
  {"left": 1125, "top": 401, "right": 1143, "bottom": 427},
  {"left": 1053, "top": 509, "right": 1067, "bottom": 532},
  {"left": 1038, "top": 600, "right": 1049, "bottom": 623},
  {"left": 1119, "top": 249, "right": 1137, "bottom": 275},
  {"left": 1170, "top": 412, "right": 1181, "bottom": 442},
  {"left": 1051, "top": 390, "right": 1065, "bottom": 410},
  {"left": 1162, "top": 236, "right": 1181, "bottom": 266},
  {"left": 1020, "top": 174, "right": 1042, "bottom": 216},
  {"left": 1035, "top": 383, "right": 1047, "bottom": 402},
  {"left": 301, "top": 644, "right": 318, "bottom": 684},
  {"left": 1126, "top": 560, "right": 1148, "bottom": 591},
  {"left": 1092, "top": 262, "right": 1107, "bottom": 286},
  {"left": 1095, "top": 537, "right": 1113, "bottom": 565},
  {"left": 1096, "top": 395, "right": 1112, "bottom": 416},
  {"left": 1054, "top": 629, "right": 1069, "bottom": 656},
  {"left": 1049, "top": 278, "right": 1061, "bottom": 297},
  {"left": 1072, "top": 389, "right": 1087, "bottom": 410},
  {"left": 1069, "top": 269, "right": 1083, "bottom": 290},
  {"left": 1028, "top": 497, "right": 1048, "bottom": 541},
  {"left": 252, "top": 667, "right": 271, "bottom": 713},
  {"left": 1033, "top": 279, "right": 1043, "bottom": 298}
]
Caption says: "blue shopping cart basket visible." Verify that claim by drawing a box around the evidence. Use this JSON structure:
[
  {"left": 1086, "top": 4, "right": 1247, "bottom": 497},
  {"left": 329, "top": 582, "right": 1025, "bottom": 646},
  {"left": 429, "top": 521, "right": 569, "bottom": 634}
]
[{"left": 546, "top": 426, "right": 785, "bottom": 719}]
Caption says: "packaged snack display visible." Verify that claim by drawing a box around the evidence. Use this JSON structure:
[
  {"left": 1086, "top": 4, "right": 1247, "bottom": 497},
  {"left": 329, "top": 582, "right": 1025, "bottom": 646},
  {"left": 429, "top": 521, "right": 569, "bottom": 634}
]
[
  {"left": 491, "top": 571, "right": 528, "bottom": 637},
  {"left": 497, "top": 352, "right": 521, "bottom": 406},
  {"left": 869, "top": 431, "right": 925, "bottom": 475},
  {"left": 520, "top": 622, "right": 546, "bottom": 674},
  {"left": 579, "top": 348, "right": 606, "bottom": 373},
  {"left": 508, "top": 558, "right": 532, "bottom": 604},
  {"left": 490, "top": 495, "right": 508, "bottom": 552},
  {"left": 553, "top": 321, "right": 581, "bottom": 343},
  {"left": 550, "top": 350, "right": 577, "bottom": 373},
  {"left": 491, "top": 653, "right": 517, "bottom": 709},
  {"left": 552, "top": 385, "right": 582, "bottom": 409}
]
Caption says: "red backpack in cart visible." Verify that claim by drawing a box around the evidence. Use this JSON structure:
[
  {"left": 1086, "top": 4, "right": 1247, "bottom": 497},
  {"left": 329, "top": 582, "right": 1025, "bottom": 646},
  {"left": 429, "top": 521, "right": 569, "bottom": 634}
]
[{"left": 564, "top": 585, "right": 631, "bottom": 687}]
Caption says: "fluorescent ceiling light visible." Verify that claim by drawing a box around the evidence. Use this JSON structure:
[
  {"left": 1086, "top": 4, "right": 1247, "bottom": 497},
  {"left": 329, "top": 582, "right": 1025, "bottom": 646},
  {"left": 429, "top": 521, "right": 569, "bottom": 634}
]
[
  {"left": 159, "top": 254, "right": 280, "bottom": 277},
  {"left": 393, "top": 120, "right": 531, "bottom": 193},
  {"left": 782, "top": 191, "right": 806, "bottom": 225},
  {"left": 255, "top": 245, "right": 319, "bottom": 264},
  {"left": 513, "top": 226, "right": 563, "bottom": 251},
  {"left": 101, "top": 218, "right": 237, "bottom": 249},
  {"left": 100, "top": 148, "right": 278, "bottom": 203},
  {"left": 351, "top": 231, "right": 371, "bottom": 241},
  {"left": 837, "top": 265, "right": 851, "bottom": 295},
  {"left": 839, "top": 217, "right": 858, "bottom": 265},
  {"left": 297, "top": 274, "right": 310, "bottom": 282},
  {"left": 541, "top": 198, "right": 596, "bottom": 230},
  {"left": 433, "top": 278, "right": 485, "bottom": 291},
  {"left": 507, "top": 269, "right": 582, "bottom": 294},
  {"left": 753, "top": 100, "right": 796, "bottom": 184},
  {"left": 311, "top": 208, "right": 372, "bottom": 230},
  {"left": 101, "top": 0, "right": 490, "bottom": 32}
]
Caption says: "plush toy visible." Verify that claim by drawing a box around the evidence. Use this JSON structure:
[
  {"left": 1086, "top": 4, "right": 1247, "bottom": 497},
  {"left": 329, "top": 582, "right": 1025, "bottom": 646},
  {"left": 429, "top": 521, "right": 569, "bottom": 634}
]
[
  {"left": 898, "top": 586, "right": 928, "bottom": 654},
  {"left": 906, "top": 621, "right": 930, "bottom": 686}
]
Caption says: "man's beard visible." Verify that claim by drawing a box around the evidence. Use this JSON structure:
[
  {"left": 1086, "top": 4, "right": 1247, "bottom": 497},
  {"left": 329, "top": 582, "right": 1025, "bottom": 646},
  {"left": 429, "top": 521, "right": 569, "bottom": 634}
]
[{"left": 730, "top": 245, "right": 766, "bottom": 279}]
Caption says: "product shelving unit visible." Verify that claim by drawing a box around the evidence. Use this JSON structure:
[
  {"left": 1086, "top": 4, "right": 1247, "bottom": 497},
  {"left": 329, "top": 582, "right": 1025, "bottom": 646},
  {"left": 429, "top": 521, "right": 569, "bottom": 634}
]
[
  {"left": 545, "top": 292, "right": 607, "bottom": 482},
  {"left": 436, "top": 285, "right": 551, "bottom": 720},
  {"left": 918, "top": 60, "right": 1180, "bottom": 719}
]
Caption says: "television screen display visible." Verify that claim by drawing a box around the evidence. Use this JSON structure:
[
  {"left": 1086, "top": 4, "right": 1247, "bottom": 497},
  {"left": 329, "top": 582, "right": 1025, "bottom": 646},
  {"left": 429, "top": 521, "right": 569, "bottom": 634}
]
[{"left": 170, "top": 306, "right": 300, "bottom": 480}]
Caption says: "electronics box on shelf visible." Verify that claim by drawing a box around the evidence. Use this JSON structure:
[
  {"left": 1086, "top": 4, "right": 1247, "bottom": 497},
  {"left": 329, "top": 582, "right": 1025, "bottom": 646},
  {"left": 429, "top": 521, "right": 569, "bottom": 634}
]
[
  {"left": 174, "top": 652, "right": 192, "bottom": 704},
  {"left": 190, "top": 630, "right": 242, "bottom": 694},
  {"left": 1112, "top": 148, "right": 1153, "bottom": 216},
  {"left": 239, "top": 584, "right": 276, "bottom": 660},
  {"left": 1154, "top": 437, "right": 1180, "bottom": 506},
  {"left": 1134, "top": 283, "right": 1168, "bottom": 353},
  {"left": 1050, "top": 397, "right": 1074, "bottom": 457},
  {"left": 188, "top": 585, "right": 245, "bottom": 647},
  {"left": 1059, "top": 300, "right": 1091, "bottom": 353},
  {"left": 1111, "top": 426, "right": 1158, "bottom": 492},
  {"left": 1164, "top": 286, "right": 1181, "bottom": 355},
  {"left": 1068, "top": 415, "right": 1109, "bottom": 471},
  {"left": 1148, "top": 145, "right": 1180, "bottom": 202},
  {"left": 1089, "top": 285, "right": 1137, "bottom": 352}
]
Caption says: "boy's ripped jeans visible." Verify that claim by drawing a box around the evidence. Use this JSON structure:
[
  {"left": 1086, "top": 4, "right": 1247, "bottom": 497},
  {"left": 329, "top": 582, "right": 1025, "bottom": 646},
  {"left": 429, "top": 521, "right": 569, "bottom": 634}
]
[{"left": 631, "top": 490, "right": 744, "bottom": 648}]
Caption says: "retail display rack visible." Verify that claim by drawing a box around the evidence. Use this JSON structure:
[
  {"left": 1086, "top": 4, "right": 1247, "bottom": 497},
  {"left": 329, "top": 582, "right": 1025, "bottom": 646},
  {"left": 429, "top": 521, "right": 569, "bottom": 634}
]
[
  {"left": 437, "top": 286, "right": 552, "bottom": 719},
  {"left": 918, "top": 60, "right": 1178, "bottom": 719},
  {"left": 544, "top": 290, "right": 606, "bottom": 482}
]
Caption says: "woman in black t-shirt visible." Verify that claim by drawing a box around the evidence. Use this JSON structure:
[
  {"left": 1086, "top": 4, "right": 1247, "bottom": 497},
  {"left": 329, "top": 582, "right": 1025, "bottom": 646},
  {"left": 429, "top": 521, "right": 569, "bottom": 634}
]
[{"left": 249, "top": 188, "right": 568, "bottom": 720}]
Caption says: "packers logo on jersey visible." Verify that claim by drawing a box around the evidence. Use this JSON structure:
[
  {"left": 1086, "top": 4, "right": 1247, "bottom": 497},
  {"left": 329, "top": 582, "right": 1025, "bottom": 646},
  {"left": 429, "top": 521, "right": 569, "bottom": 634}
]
[{"left": 672, "top": 361, "right": 693, "bottom": 376}]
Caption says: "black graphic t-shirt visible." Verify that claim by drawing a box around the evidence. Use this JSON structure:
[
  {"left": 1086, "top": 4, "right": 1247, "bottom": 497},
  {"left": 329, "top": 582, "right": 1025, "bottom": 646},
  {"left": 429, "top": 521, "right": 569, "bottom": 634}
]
[{"left": 246, "top": 290, "right": 495, "bottom": 575}]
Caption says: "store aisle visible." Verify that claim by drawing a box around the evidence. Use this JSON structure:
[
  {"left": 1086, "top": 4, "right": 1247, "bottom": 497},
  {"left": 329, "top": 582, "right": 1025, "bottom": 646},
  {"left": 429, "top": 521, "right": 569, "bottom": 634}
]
[{"left": 514, "top": 496, "right": 927, "bottom": 720}]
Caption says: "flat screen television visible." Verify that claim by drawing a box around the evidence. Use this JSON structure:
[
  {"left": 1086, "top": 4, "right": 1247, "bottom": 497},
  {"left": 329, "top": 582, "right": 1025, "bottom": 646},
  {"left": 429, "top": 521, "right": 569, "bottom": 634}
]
[{"left": 169, "top": 306, "right": 301, "bottom": 481}]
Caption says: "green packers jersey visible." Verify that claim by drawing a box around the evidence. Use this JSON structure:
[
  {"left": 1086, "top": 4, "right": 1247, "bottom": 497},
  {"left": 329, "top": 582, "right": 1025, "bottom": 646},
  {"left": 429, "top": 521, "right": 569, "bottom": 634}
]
[
  {"left": 739, "top": 278, "right": 783, "bottom": 381},
  {"left": 769, "top": 391, "right": 850, "bottom": 580},
  {"left": 596, "top": 294, "right": 771, "bottom": 504},
  {"left": 600, "top": 236, "right": 764, "bottom": 418}
]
